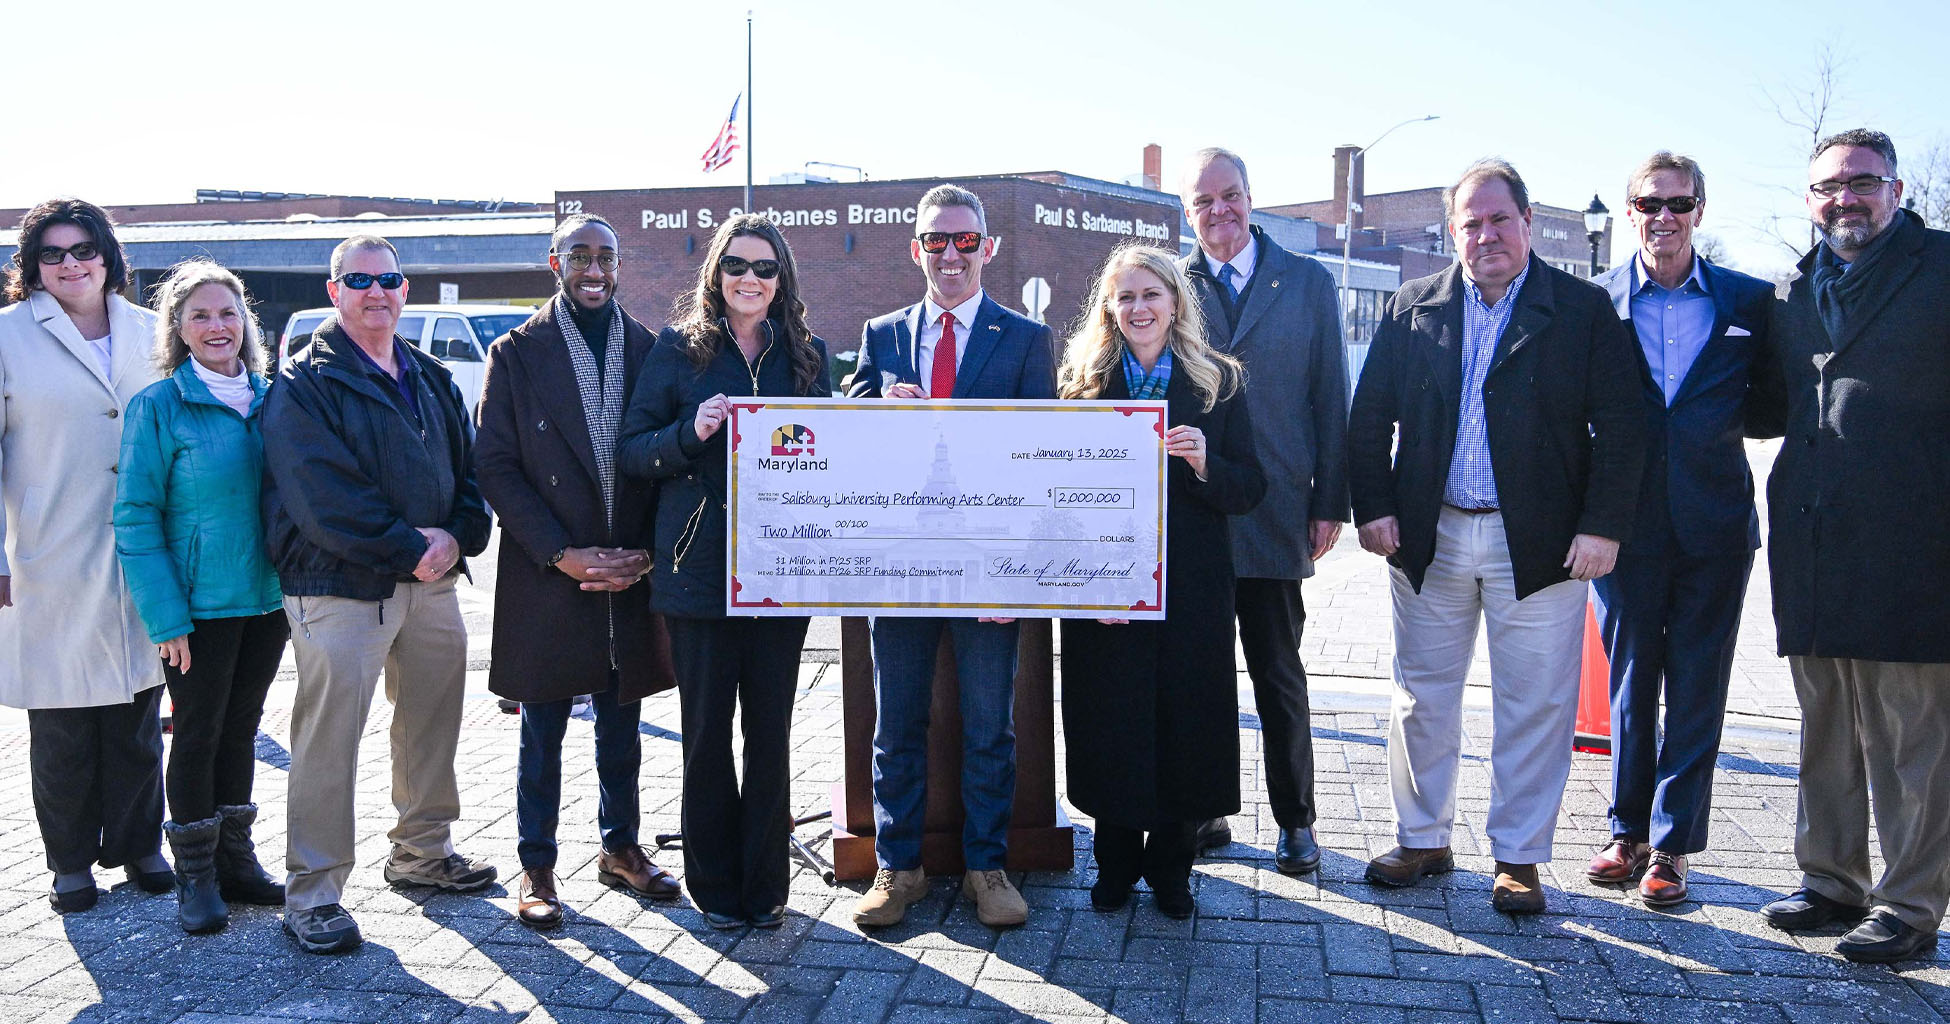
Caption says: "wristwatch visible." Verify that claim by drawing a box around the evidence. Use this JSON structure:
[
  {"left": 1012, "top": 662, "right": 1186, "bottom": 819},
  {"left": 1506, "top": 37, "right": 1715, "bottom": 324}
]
[{"left": 547, "top": 548, "right": 567, "bottom": 567}]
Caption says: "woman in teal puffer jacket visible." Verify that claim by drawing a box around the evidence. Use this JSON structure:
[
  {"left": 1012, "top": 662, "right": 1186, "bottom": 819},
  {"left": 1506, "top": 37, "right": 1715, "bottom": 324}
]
[{"left": 114, "top": 260, "right": 287, "bottom": 934}]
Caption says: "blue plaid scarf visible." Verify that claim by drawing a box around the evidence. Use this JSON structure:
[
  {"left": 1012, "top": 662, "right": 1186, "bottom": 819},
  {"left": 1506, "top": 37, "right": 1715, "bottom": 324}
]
[{"left": 1120, "top": 345, "right": 1173, "bottom": 400}]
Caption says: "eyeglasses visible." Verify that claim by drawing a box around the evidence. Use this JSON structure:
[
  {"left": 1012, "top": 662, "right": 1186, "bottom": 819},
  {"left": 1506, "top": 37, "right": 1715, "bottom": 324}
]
[
  {"left": 553, "top": 250, "right": 618, "bottom": 271},
  {"left": 35, "top": 242, "right": 102, "bottom": 265},
  {"left": 1808, "top": 175, "right": 1898, "bottom": 198},
  {"left": 1629, "top": 195, "right": 1699, "bottom": 216},
  {"left": 917, "top": 231, "right": 985, "bottom": 254},
  {"left": 718, "top": 255, "right": 781, "bottom": 280},
  {"left": 334, "top": 272, "right": 405, "bottom": 290}
]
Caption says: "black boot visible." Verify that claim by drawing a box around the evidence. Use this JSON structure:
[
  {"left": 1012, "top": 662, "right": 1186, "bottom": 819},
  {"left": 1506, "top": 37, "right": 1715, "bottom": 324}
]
[
  {"left": 163, "top": 817, "right": 228, "bottom": 934},
  {"left": 215, "top": 803, "right": 284, "bottom": 905}
]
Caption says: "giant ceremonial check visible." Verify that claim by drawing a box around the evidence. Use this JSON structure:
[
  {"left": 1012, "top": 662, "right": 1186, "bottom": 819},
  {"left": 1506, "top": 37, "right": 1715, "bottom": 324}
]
[{"left": 726, "top": 399, "right": 1167, "bottom": 618}]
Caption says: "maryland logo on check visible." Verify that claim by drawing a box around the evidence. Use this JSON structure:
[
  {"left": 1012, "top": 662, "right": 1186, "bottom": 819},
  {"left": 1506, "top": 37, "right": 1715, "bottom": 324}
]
[
  {"left": 771, "top": 424, "right": 815, "bottom": 456},
  {"left": 727, "top": 399, "right": 1167, "bottom": 619}
]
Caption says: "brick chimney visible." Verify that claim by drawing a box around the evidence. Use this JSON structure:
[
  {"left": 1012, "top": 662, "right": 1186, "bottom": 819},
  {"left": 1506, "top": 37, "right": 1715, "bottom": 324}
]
[
  {"left": 1332, "top": 144, "right": 1366, "bottom": 231},
  {"left": 1142, "top": 144, "right": 1162, "bottom": 191}
]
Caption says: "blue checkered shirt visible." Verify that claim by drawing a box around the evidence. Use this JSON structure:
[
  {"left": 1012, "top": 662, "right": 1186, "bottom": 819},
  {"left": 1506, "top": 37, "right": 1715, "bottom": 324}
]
[{"left": 1442, "top": 264, "right": 1530, "bottom": 509}]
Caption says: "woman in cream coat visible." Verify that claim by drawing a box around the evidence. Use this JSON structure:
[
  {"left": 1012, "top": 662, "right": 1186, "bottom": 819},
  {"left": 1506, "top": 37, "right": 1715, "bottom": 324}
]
[{"left": 0, "top": 198, "right": 169, "bottom": 912}]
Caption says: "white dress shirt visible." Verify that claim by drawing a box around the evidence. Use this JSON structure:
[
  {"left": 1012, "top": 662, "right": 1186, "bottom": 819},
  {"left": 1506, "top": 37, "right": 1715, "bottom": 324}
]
[
  {"left": 917, "top": 290, "right": 985, "bottom": 396},
  {"left": 1202, "top": 233, "right": 1259, "bottom": 292}
]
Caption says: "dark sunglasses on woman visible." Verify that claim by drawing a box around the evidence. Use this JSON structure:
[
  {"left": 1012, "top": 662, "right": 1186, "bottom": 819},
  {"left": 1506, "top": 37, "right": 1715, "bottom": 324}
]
[
  {"left": 916, "top": 231, "right": 985, "bottom": 254},
  {"left": 718, "top": 255, "right": 781, "bottom": 280},
  {"left": 334, "top": 272, "right": 405, "bottom": 290},
  {"left": 34, "top": 242, "right": 101, "bottom": 265}
]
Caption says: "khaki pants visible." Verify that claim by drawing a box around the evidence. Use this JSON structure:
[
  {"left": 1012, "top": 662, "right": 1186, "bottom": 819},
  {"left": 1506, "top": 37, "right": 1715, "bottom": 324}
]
[
  {"left": 1790, "top": 656, "right": 1950, "bottom": 933},
  {"left": 1387, "top": 507, "right": 1588, "bottom": 863},
  {"left": 283, "top": 578, "right": 468, "bottom": 911}
]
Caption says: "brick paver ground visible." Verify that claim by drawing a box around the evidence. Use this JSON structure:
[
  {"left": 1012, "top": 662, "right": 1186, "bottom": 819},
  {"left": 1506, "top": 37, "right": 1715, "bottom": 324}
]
[{"left": 4, "top": 447, "right": 1945, "bottom": 1023}]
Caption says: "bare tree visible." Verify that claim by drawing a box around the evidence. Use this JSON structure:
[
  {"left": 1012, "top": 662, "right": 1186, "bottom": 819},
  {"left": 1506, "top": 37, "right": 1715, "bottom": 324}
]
[
  {"left": 1757, "top": 45, "right": 1849, "bottom": 258},
  {"left": 1905, "top": 137, "right": 1950, "bottom": 231},
  {"left": 1694, "top": 231, "right": 1730, "bottom": 266}
]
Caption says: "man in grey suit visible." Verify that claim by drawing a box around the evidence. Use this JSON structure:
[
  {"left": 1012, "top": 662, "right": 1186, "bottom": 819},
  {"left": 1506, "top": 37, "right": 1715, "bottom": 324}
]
[{"left": 1177, "top": 148, "right": 1351, "bottom": 875}]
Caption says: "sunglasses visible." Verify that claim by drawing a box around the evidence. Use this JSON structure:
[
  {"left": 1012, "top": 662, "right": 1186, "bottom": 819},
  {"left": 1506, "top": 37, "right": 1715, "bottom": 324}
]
[
  {"left": 718, "top": 255, "right": 781, "bottom": 280},
  {"left": 1629, "top": 196, "right": 1699, "bottom": 216},
  {"left": 553, "top": 250, "right": 618, "bottom": 271},
  {"left": 334, "top": 272, "right": 405, "bottom": 290},
  {"left": 1808, "top": 175, "right": 1897, "bottom": 198},
  {"left": 917, "top": 231, "right": 985, "bottom": 254},
  {"left": 35, "top": 241, "right": 102, "bottom": 266}
]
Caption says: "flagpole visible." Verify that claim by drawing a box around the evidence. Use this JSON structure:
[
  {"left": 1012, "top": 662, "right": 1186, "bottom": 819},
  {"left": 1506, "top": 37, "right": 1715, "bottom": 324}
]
[{"left": 744, "top": 10, "right": 753, "bottom": 212}]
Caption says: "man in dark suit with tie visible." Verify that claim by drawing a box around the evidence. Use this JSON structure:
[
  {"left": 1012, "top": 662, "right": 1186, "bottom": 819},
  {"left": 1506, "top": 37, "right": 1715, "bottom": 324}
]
[
  {"left": 1174, "top": 148, "right": 1350, "bottom": 875},
  {"left": 844, "top": 184, "right": 1056, "bottom": 929},
  {"left": 1584, "top": 153, "right": 1775, "bottom": 909}
]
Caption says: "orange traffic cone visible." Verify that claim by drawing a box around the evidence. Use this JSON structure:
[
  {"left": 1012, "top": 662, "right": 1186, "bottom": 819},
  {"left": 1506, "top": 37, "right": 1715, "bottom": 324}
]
[{"left": 1574, "top": 601, "right": 1613, "bottom": 755}]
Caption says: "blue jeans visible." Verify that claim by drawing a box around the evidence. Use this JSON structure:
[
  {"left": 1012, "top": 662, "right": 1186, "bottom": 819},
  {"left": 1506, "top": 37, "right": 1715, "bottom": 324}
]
[
  {"left": 869, "top": 617, "right": 1019, "bottom": 871},
  {"left": 515, "top": 680, "right": 642, "bottom": 870}
]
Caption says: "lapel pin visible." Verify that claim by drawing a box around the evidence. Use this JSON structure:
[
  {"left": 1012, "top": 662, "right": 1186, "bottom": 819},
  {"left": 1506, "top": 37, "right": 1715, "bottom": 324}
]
[
  {"left": 1271, "top": 280, "right": 1280, "bottom": 289},
  {"left": 988, "top": 325, "right": 1001, "bottom": 331}
]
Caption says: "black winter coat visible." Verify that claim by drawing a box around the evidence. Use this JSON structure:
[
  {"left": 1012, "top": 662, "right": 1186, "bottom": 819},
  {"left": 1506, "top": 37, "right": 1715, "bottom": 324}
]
[
  {"left": 262, "top": 321, "right": 490, "bottom": 600},
  {"left": 615, "top": 322, "right": 828, "bottom": 618},
  {"left": 474, "top": 298, "right": 676, "bottom": 703},
  {"left": 1347, "top": 257, "right": 1645, "bottom": 599},
  {"left": 1751, "top": 211, "right": 1950, "bottom": 662},
  {"left": 1060, "top": 368, "right": 1266, "bottom": 826}
]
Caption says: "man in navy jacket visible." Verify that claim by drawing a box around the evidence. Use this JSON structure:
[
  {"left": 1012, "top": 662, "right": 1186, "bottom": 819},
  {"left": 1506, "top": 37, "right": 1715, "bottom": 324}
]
[
  {"left": 262, "top": 235, "right": 494, "bottom": 954},
  {"left": 1585, "top": 153, "right": 1775, "bottom": 908},
  {"left": 845, "top": 184, "right": 1055, "bottom": 929}
]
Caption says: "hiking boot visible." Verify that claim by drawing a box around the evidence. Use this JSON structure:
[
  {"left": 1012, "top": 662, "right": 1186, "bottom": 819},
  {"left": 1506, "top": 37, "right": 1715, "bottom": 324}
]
[
  {"left": 283, "top": 903, "right": 362, "bottom": 954},
  {"left": 851, "top": 867, "right": 927, "bottom": 928},
  {"left": 382, "top": 846, "right": 498, "bottom": 891},
  {"left": 961, "top": 869, "right": 1028, "bottom": 928}
]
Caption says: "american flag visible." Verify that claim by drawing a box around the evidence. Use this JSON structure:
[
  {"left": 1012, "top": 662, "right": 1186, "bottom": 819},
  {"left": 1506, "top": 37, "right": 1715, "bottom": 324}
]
[{"left": 700, "top": 95, "right": 741, "bottom": 173}]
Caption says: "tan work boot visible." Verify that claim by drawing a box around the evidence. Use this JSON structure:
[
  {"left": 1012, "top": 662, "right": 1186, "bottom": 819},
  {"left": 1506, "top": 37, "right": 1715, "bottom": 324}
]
[
  {"left": 852, "top": 867, "right": 927, "bottom": 927},
  {"left": 962, "top": 869, "right": 1028, "bottom": 927}
]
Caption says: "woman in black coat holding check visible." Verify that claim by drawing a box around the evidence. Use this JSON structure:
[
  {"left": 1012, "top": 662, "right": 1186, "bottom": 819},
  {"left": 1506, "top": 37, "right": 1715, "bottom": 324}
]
[
  {"left": 1056, "top": 245, "right": 1265, "bottom": 919},
  {"left": 616, "top": 214, "right": 827, "bottom": 930}
]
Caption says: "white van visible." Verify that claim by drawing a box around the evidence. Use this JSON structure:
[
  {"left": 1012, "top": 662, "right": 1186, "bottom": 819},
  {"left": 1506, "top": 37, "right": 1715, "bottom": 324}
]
[{"left": 279, "top": 304, "right": 535, "bottom": 414}]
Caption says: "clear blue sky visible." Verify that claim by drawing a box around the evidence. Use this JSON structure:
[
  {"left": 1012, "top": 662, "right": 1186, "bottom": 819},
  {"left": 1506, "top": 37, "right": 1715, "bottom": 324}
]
[{"left": 12, "top": 0, "right": 1946, "bottom": 276}]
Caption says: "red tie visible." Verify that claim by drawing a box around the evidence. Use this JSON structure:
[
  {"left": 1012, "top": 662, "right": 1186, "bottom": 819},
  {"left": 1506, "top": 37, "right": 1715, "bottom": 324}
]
[{"left": 930, "top": 312, "right": 957, "bottom": 398}]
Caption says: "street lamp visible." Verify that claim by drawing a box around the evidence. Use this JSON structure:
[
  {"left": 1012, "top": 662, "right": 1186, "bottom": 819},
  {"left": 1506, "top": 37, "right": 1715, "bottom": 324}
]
[
  {"left": 1339, "top": 116, "right": 1439, "bottom": 340},
  {"left": 1583, "top": 194, "right": 1610, "bottom": 277}
]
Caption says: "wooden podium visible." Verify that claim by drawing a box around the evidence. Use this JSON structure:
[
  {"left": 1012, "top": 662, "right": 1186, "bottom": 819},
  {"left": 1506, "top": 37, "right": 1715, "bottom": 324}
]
[{"left": 828, "top": 617, "right": 1073, "bottom": 880}]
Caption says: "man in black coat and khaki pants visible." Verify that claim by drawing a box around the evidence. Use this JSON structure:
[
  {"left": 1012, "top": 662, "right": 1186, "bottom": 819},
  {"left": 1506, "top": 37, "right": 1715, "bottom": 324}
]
[
  {"left": 1750, "top": 130, "right": 1950, "bottom": 963},
  {"left": 474, "top": 215, "right": 680, "bottom": 930},
  {"left": 1348, "top": 159, "right": 1644, "bottom": 914},
  {"left": 1176, "top": 148, "right": 1350, "bottom": 875}
]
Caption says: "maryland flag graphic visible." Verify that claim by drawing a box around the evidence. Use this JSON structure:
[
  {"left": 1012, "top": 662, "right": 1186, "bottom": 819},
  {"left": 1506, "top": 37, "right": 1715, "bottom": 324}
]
[{"left": 771, "top": 424, "right": 815, "bottom": 456}]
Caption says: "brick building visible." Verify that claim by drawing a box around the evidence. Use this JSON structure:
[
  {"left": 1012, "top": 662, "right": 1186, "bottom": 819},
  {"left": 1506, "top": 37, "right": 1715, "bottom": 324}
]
[
  {"left": 557, "top": 174, "right": 1186, "bottom": 386},
  {"left": 1267, "top": 146, "right": 1615, "bottom": 280}
]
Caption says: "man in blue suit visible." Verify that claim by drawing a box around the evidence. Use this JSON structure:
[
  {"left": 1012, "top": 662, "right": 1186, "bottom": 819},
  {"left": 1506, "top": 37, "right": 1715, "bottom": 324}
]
[
  {"left": 844, "top": 184, "right": 1056, "bottom": 928},
  {"left": 1586, "top": 153, "right": 1774, "bottom": 907}
]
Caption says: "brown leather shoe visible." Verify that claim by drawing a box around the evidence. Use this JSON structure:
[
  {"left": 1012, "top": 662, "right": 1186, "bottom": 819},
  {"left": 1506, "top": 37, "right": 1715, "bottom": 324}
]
[
  {"left": 517, "top": 867, "right": 563, "bottom": 929},
  {"left": 1364, "top": 846, "right": 1454, "bottom": 887},
  {"left": 597, "top": 846, "right": 681, "bottom": 900},
  {"left": 1586, "top": 837, "right": 1650, "bottom": 883},
  {"left": 1639, "top": 851, "right": 1688, "bottom": 907},
  {"left": 1492, "top": 862, "right": 1546, "bottom": 915}
]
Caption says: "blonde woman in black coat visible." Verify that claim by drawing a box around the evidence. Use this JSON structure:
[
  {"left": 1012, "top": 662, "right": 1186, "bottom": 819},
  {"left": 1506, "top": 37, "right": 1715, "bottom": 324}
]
[{"left": 1057, "top": 244, "right": 1265, "bottom": 919}]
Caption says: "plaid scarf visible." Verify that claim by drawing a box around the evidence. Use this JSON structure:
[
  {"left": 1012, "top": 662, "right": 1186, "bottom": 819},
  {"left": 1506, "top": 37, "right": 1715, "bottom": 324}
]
[
  {"left": 1121, "top": 345, "right": 1173, "bottom": 400},
  {"left": 555, "top": 295, "right": 628, "bottom": 530}
]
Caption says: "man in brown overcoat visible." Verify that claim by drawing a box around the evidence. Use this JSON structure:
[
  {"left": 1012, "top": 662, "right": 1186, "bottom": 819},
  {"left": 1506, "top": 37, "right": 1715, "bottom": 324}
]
[{"left": 475, "top": 214, "right": 678, "bottom": 929}]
